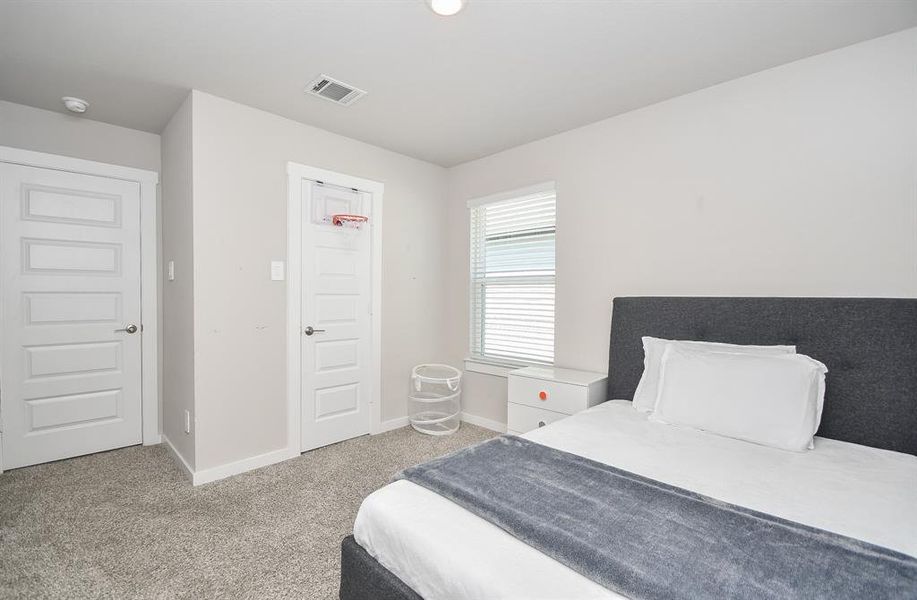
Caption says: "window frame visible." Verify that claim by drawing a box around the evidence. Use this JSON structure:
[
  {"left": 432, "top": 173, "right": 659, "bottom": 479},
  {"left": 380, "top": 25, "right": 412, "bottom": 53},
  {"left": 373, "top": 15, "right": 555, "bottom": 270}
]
[{"left": 466, "top": 181, "right": 556, "bottom": 371}]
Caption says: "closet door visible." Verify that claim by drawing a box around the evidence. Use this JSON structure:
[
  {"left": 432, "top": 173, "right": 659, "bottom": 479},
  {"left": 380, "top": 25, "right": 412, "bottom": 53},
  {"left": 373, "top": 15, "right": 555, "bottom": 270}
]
[
  {"left": 299, "top": 181, "right": 372, "bottom": 451},
  {"left": 1, "top": 163, "right": 143, "bottom": 469}
]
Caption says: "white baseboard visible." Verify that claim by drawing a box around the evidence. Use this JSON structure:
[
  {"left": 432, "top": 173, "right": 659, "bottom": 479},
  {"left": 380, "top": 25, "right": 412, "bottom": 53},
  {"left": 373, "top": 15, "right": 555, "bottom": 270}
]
[
  {"left": 461, "top": 412, "right": 506, "bottom": 433},
  {"left": 375, "top": 413, "right": 506, "bottom": 434},
  {"left": 161, "top": 434, "right": 194, "bottom": 483},
  {"left": 161, "top": 435, "right": 298, "bottom": 486},
  {"left": 374, "top": 416, "right": 410, "bottom": 434},
  {"left": 192, "top": 446, "right": 299, "bottom": 486}
]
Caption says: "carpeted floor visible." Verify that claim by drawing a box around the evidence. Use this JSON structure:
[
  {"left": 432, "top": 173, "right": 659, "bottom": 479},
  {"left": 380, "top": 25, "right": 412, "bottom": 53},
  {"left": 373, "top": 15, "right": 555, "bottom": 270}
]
[{"left": 0, "top": 425, "right": 496, "bottom": 599}]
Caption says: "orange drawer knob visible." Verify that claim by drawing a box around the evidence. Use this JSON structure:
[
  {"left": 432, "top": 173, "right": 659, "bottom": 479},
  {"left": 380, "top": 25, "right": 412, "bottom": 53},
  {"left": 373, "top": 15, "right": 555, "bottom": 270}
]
[{"left": 539, "top": 391, "right": 548, "bottom": 400}]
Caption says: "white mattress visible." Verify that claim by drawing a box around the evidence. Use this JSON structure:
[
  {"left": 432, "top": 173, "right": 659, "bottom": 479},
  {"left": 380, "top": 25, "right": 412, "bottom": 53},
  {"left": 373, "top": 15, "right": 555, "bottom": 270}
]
[{"left": 354, "top": 401, "right": 917, "bottom": 600}]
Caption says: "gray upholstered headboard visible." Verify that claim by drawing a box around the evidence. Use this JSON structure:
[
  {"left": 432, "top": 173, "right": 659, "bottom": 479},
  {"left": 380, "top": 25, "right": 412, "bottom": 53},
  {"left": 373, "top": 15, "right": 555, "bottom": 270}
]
[{"left": 607, "top": 297, "right": 917, "bottom": 455}]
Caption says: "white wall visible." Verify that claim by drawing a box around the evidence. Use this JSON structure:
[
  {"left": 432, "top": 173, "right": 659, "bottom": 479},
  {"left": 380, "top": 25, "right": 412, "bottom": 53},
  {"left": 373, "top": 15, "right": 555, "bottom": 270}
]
[
  {"left": 190, "top": 91, "right": 449, "bottom": 471},
  {"left": 160, "top": 93, "right": 196, "bottom": 467},
  {"left": 446, "top": 28, "right": 917, "bottom": 425},
  {"left": 0, "top": 100, "right": 160, "bottom": 172}
]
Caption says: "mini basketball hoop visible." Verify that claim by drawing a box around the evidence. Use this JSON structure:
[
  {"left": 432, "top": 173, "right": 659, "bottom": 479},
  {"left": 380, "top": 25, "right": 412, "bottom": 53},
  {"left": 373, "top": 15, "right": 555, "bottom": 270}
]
[{"left": 331, "top": 214, "right": 369, "bottom": 229}]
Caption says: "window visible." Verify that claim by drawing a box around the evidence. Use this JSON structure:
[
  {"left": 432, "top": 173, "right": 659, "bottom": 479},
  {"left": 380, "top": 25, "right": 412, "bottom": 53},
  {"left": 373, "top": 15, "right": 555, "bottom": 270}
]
[{"left": 469, "top": 184, "right": 556, "bottom": 366}]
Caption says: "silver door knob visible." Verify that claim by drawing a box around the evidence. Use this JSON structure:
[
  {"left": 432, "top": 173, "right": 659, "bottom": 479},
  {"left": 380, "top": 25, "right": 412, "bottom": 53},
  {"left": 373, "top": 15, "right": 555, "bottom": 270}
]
[
  {"left": 303, "top": 326, "right": 326, "bottom": 336},
  {"left": 115, "top": 324, "right": 138, "bottom": 334}
]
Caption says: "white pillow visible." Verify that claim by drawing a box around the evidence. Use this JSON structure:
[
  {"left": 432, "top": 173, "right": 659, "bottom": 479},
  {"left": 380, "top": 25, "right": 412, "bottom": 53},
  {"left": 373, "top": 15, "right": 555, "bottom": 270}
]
[
  {"left": 632, "top": 337, "right": 796, "bottom": 413},
  {"left": 649, "top": 345, "right": 828, "bottom": 452}
]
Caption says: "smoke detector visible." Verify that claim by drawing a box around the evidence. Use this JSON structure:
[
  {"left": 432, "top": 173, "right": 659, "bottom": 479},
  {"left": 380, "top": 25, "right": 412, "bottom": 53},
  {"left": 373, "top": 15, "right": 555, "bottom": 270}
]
[
  {"left": 305, "top": 75, "right": 367, "bottom": 106},
  {"left": 62, "top": 96, "right": 90, "bottom": 114}
]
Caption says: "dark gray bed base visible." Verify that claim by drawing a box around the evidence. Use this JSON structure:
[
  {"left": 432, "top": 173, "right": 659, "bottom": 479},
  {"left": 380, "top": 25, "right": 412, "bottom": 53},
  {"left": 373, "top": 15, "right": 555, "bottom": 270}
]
[
  {"left": 340, "top": 297, "right": 917, "bottom": 599},
  {"left": 340, "top": 535, "right": 420, "bottom": 600}
]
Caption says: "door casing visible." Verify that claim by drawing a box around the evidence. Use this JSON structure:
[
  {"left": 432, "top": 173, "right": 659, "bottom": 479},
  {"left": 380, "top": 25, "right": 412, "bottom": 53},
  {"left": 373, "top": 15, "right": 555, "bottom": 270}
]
[
  {"left": 0, "top": 146, "right": 160, "bottom": 472},
  {"left": 286, "top": 163, "right": 383, "bottom": 454}
]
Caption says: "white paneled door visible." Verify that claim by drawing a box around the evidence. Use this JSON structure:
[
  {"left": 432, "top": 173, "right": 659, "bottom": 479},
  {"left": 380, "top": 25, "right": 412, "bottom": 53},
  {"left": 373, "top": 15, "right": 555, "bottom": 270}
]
[
  {"left": 300, "top": 181, "right": 372, "bottom": 451},
  {"left": 1, "top": 164, "right": 143, "bottom": 469}
]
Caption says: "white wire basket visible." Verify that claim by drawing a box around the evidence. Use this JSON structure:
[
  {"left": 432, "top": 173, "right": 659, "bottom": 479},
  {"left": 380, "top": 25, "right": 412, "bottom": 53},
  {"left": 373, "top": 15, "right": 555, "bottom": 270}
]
[{"left": 409, "top": 364, "right": 462, "bottom": 436}]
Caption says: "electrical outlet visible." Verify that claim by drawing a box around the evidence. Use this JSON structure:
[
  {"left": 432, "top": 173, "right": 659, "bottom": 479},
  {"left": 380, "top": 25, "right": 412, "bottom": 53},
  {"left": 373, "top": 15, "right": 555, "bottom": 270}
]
[{"left": 184, "top": 410, "right": 191, "bottom": 434}]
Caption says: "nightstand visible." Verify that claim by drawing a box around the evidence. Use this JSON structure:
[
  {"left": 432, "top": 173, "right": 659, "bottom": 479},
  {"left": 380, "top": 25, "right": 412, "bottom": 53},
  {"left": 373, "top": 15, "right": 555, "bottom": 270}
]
[{"left": 506, "top": 366, "right": 608, "bottom": 434}]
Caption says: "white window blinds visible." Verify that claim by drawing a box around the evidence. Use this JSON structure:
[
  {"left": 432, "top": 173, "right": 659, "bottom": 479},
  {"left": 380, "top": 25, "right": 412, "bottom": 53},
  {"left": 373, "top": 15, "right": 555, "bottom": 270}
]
[{"left": 469, "top": 188, "right": 555, "bottom": 365}]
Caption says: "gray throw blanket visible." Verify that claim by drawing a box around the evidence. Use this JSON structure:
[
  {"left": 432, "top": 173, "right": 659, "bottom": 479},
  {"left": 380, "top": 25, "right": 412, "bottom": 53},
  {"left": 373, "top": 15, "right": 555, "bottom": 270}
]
[{"left": 397, "top": 435, "right": 917, "bottom": 599}]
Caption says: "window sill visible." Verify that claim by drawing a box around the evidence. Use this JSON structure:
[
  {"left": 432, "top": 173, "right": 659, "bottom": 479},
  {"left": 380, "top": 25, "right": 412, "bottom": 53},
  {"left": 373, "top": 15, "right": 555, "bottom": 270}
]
[{"left": 464, "top": 358, "right": 541, "bottom": 378}]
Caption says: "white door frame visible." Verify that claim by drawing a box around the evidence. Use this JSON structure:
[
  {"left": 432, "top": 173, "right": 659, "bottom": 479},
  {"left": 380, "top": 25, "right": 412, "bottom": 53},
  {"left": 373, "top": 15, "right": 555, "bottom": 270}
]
[
  {"left": 0, "top": 145, "right": 160, "bottom": 471},
  {"left": 286, "top": 162, "right": 383, "bottom": 455}
]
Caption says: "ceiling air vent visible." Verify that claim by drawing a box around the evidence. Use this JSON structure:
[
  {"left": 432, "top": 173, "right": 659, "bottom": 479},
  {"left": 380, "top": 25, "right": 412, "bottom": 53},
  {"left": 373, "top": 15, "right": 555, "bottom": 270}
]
[{"left": 306, "top": 74, "right": 367, "bottom": 106}]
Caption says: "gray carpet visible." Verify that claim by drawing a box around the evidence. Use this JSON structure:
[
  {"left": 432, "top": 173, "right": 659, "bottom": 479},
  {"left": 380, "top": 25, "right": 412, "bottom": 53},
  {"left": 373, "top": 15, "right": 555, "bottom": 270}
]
[{"left": 0, "top": 424, "right": 496, "bottom": 599}]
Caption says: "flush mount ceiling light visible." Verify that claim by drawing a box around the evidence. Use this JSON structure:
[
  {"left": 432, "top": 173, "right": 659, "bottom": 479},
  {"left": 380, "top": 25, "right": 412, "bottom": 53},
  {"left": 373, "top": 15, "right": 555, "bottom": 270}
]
[
  {"left": 427, "top": 0, "right": 465, "bottom": 16},
  {"left": 61, "top": 96, "right": 89, "bottom": 114}
]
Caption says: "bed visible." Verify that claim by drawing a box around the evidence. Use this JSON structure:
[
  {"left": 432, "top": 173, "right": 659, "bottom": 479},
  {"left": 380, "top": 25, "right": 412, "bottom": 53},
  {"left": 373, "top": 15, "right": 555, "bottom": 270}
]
[{"left": 340, "top": 297, "right": 917, "bottom": 600}]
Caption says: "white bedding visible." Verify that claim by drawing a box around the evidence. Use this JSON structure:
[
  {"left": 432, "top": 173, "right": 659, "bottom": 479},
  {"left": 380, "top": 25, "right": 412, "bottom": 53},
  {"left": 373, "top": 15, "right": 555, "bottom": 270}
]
[{"left": 354, "top": 401, "right": 917, "bottom": 600}]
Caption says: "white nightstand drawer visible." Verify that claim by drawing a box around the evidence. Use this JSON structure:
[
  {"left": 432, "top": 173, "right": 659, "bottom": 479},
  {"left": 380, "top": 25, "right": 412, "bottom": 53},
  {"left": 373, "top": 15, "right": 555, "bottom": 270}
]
[
  {"left": 505, "top": 367, "right": 607, "bottom": 433},
  {"left": 508, "top": 375, "right": 589, "bottom": 414},
  {"left": 507, "top": 403, "right": 567, "bottom": 434}
]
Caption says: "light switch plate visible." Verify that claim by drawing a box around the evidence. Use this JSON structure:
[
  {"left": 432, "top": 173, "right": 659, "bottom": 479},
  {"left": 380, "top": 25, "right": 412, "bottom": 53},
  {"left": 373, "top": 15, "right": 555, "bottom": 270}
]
[
  {"left": 271, "top": 260, "right": 285, "bottom": 281},
  {"left": 167, "top": 260, "right": 175, "bottom": 281}
]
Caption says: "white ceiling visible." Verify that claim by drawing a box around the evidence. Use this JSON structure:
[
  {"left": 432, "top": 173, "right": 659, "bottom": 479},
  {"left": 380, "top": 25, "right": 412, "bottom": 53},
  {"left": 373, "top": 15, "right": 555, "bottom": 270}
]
[{"left": 1, "top": 1, "right": 915, "bottom": 167}]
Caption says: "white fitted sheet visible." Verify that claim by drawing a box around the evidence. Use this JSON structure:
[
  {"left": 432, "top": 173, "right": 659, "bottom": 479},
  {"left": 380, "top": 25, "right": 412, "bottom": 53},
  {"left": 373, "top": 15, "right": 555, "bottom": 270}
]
[{"left": 353, "top": 401, "right": 917, "bottom": 600}]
